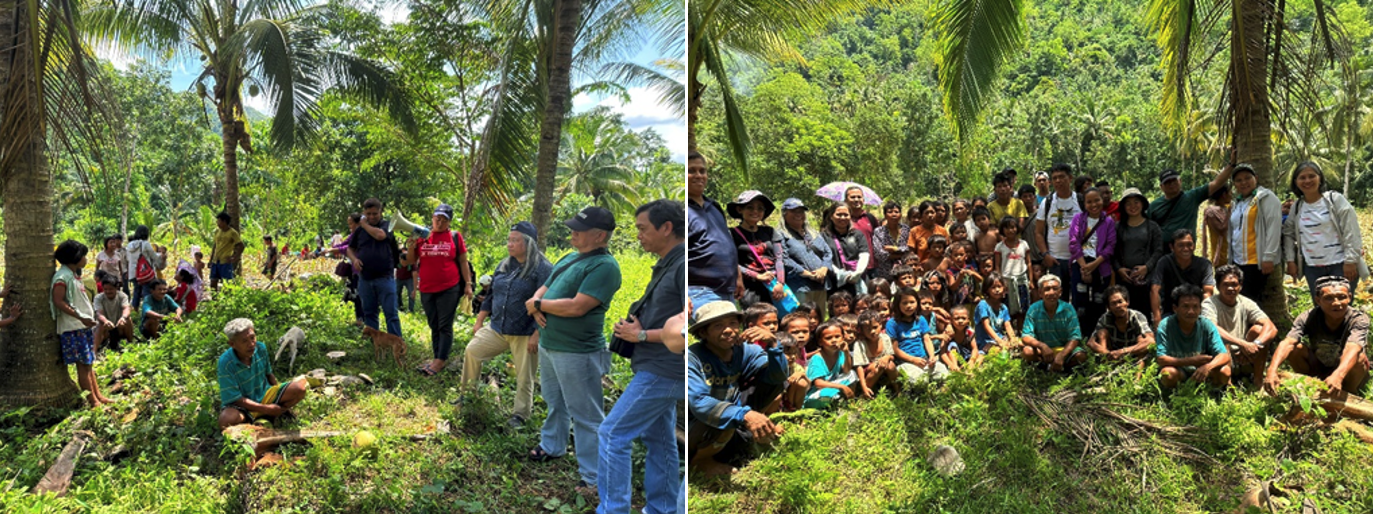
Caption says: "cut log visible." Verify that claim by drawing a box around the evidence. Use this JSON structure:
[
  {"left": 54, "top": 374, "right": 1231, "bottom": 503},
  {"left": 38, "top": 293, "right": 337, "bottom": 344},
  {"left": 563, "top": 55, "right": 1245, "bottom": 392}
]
[
  {"left": 32, "top": 431, "right": 94, "bottom": 497},
  {"left": 1331, "top": 420, "right": 1373, "bottom": 444},
  {"left": 1276, "top": 371, "right": 1373, "bottom": 422},
  {"left": 223, "top": 425, "right": 344, "bottom": 458}
]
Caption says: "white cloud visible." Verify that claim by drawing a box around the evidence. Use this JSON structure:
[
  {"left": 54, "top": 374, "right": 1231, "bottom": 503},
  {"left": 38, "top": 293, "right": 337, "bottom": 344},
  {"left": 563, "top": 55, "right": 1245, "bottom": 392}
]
[{"left": 587, "top": 86, "right": 686, "bottom": 162}]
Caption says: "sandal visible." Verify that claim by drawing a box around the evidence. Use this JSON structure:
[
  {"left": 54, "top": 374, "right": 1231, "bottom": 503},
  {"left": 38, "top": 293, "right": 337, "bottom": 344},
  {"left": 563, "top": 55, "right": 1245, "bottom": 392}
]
[
  {"left": 528, "top": 445, "right": 560, "bottom": 462},
  {"left": 416, "top": 365, "right": 437, "bottom": 377}
]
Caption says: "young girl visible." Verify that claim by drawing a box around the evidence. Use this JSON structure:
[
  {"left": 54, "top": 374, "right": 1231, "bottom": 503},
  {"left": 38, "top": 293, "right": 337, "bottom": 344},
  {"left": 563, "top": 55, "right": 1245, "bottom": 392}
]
[
  {"left": 939, "top": 305, "right": 983, "bottom": 372},
  {"left": 869, "top": 297, "right": 891, "bottom": 321},
  {"left": 740, "top": 303, "right": 779, "bottom": 348},
  {"left": 52, "top": 240, "right": 112, "bottom": 407},
  {"left": 920, "top": 289, "right": 952, "bottom": 340},
  {"left": 866, "top": 278, "right": 892, "bottom": 301},
  {"left": 975, "top": 273, "right": 1016, "bottom": 352},
  {"left": 828, "top": 291, "right": 854, "bottom": 319},
  {"left": 854, "top": 310, "right": 899, "bottom": 398},
  {"left": 96, "top": 235, "right": 126, "bottom": 295},
  {"left": 887, "top": 288, "right": 942, "bottom": 384},
  {"left": 996, "top": 216, "right": 1035, "bottom": 327},
  {"left": 835, "top": 313, "right": 859, "bottom": 351},
  {"left": 943, "top": 241, "right": 977, "bottom": 307},
  {"left": 1069, "top": 187, "right": 1117, "bottom": 337},
  {"left": 805, "top": 321, "right": 857, "bottom": 408},
  {"left": 920, "top": 270, "right": 952, "bottom": 330},
  {"left": 781, "top": 312, "right": 813, "bottom": 360},
  {"left": 854, "top": 294, "right": 875, "bottom": 314},
  {"left": 796, "top": 302, "right": 821, "bottom": 330},
  {"left": 172, "top": 268, "right": 200, "bottom": 315}
]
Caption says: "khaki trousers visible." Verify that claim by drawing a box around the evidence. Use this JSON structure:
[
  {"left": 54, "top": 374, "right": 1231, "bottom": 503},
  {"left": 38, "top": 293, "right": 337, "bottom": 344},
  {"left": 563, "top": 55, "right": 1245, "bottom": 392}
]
[{"left": 462, "top": 326, "right": 537, "bottom": 420}]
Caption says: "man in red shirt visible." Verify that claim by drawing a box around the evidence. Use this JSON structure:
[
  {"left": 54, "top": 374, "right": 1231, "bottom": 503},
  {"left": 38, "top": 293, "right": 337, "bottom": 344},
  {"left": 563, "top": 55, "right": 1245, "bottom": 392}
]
[{"left": 845, "top": 185, "right": 880, "bottom": 275}]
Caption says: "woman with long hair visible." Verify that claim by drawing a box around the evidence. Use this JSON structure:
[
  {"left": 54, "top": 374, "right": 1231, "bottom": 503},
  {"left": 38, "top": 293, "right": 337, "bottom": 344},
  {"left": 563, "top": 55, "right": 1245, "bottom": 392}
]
[
  {"left": 821, "top": 203, "right": 870, "bottom": 296},
  {"left": 1283, "top": 161, "right": 1365, "bottom": 299}
]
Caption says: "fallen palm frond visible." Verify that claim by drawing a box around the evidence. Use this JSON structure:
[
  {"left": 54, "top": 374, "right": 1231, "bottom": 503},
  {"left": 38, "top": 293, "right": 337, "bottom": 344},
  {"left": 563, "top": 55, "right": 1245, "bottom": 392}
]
[{"left": 1020, "top": 389, "right": 1218, "bottom": 467}]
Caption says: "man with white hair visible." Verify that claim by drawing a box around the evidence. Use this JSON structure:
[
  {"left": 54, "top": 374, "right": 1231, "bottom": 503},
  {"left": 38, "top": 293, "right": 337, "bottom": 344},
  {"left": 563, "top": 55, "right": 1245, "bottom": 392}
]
[
  {"left": 217, "top": 318, "right": 309, "bottom": 428},
  {"left": 1021, "top": 274, "right": 1087, "bottom": 372}
]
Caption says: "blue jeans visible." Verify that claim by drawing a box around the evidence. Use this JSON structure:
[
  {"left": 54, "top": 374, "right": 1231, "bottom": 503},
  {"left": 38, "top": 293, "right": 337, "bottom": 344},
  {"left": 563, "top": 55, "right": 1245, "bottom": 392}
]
[
  {"left": 358, "top": 276, "right": 402, "bottom": 336},
  {"left": 1303, "top": 263, "right": 1360, "bottom": 300},
  {"left": 597, "top": 370, "right": 682, "bottom": 514},
  {"left": 397, "top": 277, "right": 416, "bottom": 312},
  {"left": 539, "top": 348, "right": 611, "bottom": 485},
  {"left": 687, "top": 286, "right": 728, "bottom": 315}
]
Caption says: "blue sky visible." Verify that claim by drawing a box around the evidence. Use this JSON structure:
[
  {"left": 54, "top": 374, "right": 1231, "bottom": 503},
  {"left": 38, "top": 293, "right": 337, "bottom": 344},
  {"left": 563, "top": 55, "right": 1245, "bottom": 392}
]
[{"left": 104, "top": 4, "right": 686, "bottom": 162}]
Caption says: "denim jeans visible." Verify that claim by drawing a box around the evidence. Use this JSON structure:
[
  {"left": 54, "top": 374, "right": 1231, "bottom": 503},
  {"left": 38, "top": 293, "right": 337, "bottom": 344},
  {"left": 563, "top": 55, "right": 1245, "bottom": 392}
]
[
  {"left": 359, "top": 276, "right": 402, "bottom": 336},
  {"left": 397, "top": 277, "right": 416, "bottom": 312},
  {"left": 539, "top": 348, "right": 611, "bottom": 485},
  {"left": 687, "top": 286, "right": 728, "bottom": 315},
  {"left": 597, "top": 369, "right": 683, "bottom": 514},
  {"left": 1303, "top": 263, "right": 1360, "bottom": 301}
]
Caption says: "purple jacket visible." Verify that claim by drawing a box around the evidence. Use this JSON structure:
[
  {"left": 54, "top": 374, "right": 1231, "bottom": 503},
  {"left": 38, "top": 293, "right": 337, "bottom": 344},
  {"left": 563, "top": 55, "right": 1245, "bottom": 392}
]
[{"left": 1069, "top": 212, "right": 1116, "bottom": 278}]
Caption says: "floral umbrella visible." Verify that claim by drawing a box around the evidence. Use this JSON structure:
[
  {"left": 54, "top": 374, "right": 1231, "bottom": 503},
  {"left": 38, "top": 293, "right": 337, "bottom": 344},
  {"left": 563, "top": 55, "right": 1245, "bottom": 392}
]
[{"left": 815, "top": 182, "right": 883, "bottom": 205}]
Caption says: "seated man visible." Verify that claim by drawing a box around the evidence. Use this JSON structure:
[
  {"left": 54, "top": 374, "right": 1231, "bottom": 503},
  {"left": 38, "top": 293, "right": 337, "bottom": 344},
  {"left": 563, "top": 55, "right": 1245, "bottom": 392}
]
[
  {"left": 93, "top": 275, "right": 133, "bottom": 352},
  {"left": 1203, "top": 265, "right": 1278, "bottom": 387},
  {"left": 1157, "top": 284, "right": 1232, "bottom": 389},
  {"left": 1021, "top": 274, "right": 1087, "bottom": 372},
  {"left": 1264, "top": 276, "right": 1370, "bottom": 395},
  {"left": 140, "top": 280, "right": 183, "bottom": 340},
  {"left": 217, "top": 318, "right": 309, "bottom": 428},
  {"left": 687, "top": 301, "right": 787, "bottom": 477},
  {"left": 1086, "top": 285, "right": 1154, "bottom": 364},
  {"left": 1150, "top": 230, "right": 1215, "bottom": 327}
]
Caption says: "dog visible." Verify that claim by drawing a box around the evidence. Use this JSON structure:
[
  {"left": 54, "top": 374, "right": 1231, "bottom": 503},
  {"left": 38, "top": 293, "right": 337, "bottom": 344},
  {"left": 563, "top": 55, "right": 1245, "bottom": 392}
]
[{"left": 361, "top": 326, "right": 407, "bottom": 368}]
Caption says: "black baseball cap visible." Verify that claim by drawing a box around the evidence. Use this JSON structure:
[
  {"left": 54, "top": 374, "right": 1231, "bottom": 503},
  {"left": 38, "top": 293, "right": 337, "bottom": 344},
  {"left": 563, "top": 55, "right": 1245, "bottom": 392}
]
[
  {"left": 565, "top": 206, "right": 616, "bottom": 232},
  {"left": 1158, "top": 169, "right": 1181, "bottom": 184}
]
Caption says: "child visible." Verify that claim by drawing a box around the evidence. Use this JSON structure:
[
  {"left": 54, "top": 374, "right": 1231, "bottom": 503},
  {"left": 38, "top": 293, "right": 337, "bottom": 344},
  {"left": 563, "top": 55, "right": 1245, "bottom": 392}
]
[
  {"left": 854, "top": 294, "right": 875, "bottom": 314},
  {"left": 740, "top": 303, "right": 779, "bottom": 348},
  {"left": 828, "top": 291, "right": 854, "bottom": 319},
  {"left": 975, "top": 274, "right": 1016, "bottom": 352},
  {"left": 51, "top": 240, "right": 111, "bottom": 407},
  {"left": 974, "top": 253, "right": 997, "bottom": 290},
  {"left": 920, "top": 270, "right": 952, "bottom": 328},
  {"left": 887, "top": 288, "right": 945, "bottom": 384},
  {"left": 140, "top": 280, "right": 184, "bottom": 340},
  {"left": 996, "top": 216, "right": 1035, "bottom": 326},
  {"left": 971, "top": 207, "right": 999, "bottom": 255},
  {"left": 949, "top": 223, "right": 969, "bottom": 245},
  {"left": 781, "top": 311, "right": 814, "bottom": 359},
  {"left": 870, "top": 297, "right": 891, "bottom": 321},
  {"left": 93, "top": 275, "right": 132, "bottom": 352},
  {"left": 191, "top": 246, "right": 206, "bottom": 280},
  {"left": 853, "top": 310, "right": 899, "bottom": 398},
  {"left": 262, "top": 235, "right": 279, "bottom": 279},
  {"left": 891, "top": 264, "right": 918, "bottom": 292},
  {"left": 943, "top": 241, "right": 977, "bottom": 307},
  {"left": 805, "top": 321, "right": 857, "bottom": 408},
  {"left": 775, "top": 332, "right": 809, "bottom": 412},
  {"left": 939, "top": 305, "right": 983, "bottom": 372},
  {"left": 835, "top": 313, "right": 859, "bottom": 351},
  {"left": 796, "top": 301, "right": 822, "bottom": 329},
  {"left": 866, "top": 278, "right": 892, "bottom": 301},
  {"left": 920, "top": 236, "right": 949, "bottom": 274},
  {"left": 173, "top": 268, "right": 200, "bottom": 315},
  {"left": 1029, "top": 262, "right": 1046, "bottom": 302},
  {"left": 919, "top": 289, "right": 953, "bottom": 339}
]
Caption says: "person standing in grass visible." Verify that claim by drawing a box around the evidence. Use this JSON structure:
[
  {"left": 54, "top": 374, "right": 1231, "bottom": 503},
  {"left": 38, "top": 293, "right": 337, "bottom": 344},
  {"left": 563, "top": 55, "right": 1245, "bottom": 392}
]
[
  {"left": 524, "top": 206, "right": 622, "bottom": 496},
  {"left": 402, "top": 203, "right": 472, "bottom": 377},
  {"left": 465, "top": 221, "right": 552, "bottom": 426},
  {"left": 209, "top": 212, "right": 243, "bottom": 291},
  {"left": 349, "top": 198, "right": 404, "bottom": 338},
  {"left": 125, "top": 225, "right": 166, "bottom": 313},
  {"left": 216, "top": 318, "right": 310, "bottom": 428},
  {"left": 600, "top": 199, "right": 686, "bottom": 514},
  {"left": 93, "top": 275, "right": 132, "bottom": 353},
  {"left": 52, "top": 240, "right": 109, "bottom": 407},
  {"left": 1020, "top": 274, "right": 1086, "bottom": 372},
  {"left": 262, "top": 235, "right": 279, "bottom": 280},
  {"left": 1156, "top": 284, "right": 1231, "bottom": 389},
  {"left": 95, "top": 234, "right": 127, "bottom": 296}
]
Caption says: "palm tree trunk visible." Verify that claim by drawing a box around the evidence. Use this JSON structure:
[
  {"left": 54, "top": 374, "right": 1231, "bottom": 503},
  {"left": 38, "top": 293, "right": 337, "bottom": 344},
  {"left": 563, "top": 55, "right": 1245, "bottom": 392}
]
[
  {"left": 1231, "top": 0, "right": 1286, "bottom": 321},
  {"left": 530, "top": 0, "right": 581, "bottom": 240},
  {"left": 221, "top": 117, "right": 241, "bottom": 231},
  {"left": 0, "top": 0, "right": 80, "bottom": 408}
]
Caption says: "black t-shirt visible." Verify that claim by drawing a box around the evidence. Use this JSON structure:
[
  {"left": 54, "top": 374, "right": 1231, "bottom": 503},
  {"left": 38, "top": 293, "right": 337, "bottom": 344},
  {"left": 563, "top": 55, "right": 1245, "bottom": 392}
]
[
  {"left": 349, "top": 221, "right": 401, "bottom": 280},
  {"left": 1150, "top": 255, "right": 1215, "bottom": 315}
]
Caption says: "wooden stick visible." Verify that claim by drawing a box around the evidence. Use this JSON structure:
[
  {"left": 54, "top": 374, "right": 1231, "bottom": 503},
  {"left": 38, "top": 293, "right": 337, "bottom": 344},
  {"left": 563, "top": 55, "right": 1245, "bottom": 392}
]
[{"left": 32, "top": 431, "right": 93, "bottom": 496}]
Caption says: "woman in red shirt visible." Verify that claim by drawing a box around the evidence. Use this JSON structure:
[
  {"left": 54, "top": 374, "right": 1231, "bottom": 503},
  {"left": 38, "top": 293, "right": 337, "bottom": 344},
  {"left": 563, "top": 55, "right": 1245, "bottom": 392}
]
[{"left": 403, "top": 204, "right": 474, "bottom": 376}]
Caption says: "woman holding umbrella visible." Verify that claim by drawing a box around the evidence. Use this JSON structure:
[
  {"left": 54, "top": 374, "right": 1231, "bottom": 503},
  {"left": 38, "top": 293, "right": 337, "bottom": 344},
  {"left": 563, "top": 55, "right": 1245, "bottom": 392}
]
[
  {"left": 821, "top": 203, "right": 870, "bottom": 296},
  {"left": 729, "top": 191, "right": 788, "bottom": 307}
]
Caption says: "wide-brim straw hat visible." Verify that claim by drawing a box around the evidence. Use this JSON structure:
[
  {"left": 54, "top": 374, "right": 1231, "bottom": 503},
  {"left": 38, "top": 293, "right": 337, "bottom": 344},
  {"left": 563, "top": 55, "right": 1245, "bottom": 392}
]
[
  {"left": 688, "top": 301, "right": 743, "bottom": 337},
  {"left": 726, "top": 190, "right": 776, "bottom": 220}
]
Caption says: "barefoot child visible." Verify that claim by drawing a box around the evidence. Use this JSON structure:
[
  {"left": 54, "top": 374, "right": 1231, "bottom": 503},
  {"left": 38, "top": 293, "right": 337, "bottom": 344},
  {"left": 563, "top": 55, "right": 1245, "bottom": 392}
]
[
  {"left": 975, "top": 274, "right": 1016, "bottom": 353},
  {"left": 995, "top": 216, "right": 1035, "bottom": 328},
  {"left": 804, "top": 321, "right": 857, "bottom": 408},
  {"left": 853, "top": 310, "right": 899, "bottom": 398},
  {"left": 779, "top": 312, "right": 812, "bottom": 410},
  {"left": 52, "top": 240, "right": 111, "bottom": 407},
  {"left": 939, "top": 305, "right": 984, "bottom": 372}
]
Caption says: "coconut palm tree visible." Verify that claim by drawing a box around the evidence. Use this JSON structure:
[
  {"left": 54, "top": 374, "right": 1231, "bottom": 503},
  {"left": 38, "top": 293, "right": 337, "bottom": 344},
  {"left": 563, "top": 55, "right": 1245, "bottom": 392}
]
[
  {"left": 933, "top": 0, "right": 1351, "bottom": 317},
  {"left": 555, "top": 110, "right": 641, "bottom": 215},
  {"left": 85, "top": 0, "right": 415, "bottom": 235},
  {"left": 1, "top": 0, "right": 115, "bottom": 407},
  {"left": 687, "top": 0, "right": 883, "bottom": 171}
]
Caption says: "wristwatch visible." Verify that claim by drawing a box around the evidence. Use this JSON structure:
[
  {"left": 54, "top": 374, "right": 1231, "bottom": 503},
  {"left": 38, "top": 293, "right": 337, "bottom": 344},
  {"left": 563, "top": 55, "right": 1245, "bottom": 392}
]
[
  {"left": 534, "top": 299, "right": 543, "bottom": 312},
  {"left": 637, "top": 330, "right": 647, "bottom": 343}
]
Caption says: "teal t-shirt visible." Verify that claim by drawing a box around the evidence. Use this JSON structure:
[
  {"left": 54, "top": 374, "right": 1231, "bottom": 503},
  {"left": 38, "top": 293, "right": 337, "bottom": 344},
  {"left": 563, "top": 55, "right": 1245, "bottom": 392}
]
[
  {"left": 538, "top": 251, "right": 622, "bottom": 353},
  {"left": 1155, "top": 316, "right": 1227, "bottom": 359},
  {"left": 217, "top": 342, "right": 272, "bottom": 406},
  {"left": 142, "top": 294, "right": 180, "bottom": 316},
  {"left": 1148, "top": 184, "right": 1208, "bottom": 238}
]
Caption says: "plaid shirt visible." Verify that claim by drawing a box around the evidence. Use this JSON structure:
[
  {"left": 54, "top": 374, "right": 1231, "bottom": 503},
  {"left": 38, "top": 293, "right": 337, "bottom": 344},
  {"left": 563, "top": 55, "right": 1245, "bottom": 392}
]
[{"left": 1023, "top": 300, "right": 1081, "bottom": 348}]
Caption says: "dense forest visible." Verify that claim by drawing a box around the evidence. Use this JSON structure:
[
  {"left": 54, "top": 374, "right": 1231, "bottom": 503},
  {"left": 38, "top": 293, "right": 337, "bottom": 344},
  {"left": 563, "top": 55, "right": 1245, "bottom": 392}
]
[{"left": 694, "top": 0, "right": 1373, "bottom": 206}]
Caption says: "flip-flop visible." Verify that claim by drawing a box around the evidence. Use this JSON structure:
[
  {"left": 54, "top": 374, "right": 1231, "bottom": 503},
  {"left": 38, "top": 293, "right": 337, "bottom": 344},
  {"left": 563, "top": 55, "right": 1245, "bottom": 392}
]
[
  {"left": 528, "top": 445, "right": 560, "bottom": 462},
  {"left": 416, "top": 365, "right": 437, "bottom": 376}
]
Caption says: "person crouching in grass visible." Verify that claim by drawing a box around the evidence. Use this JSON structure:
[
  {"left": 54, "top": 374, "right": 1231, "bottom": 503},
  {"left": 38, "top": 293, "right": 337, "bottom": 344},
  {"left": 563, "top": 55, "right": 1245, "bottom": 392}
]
[
  {"left": 93, "top": 274, "right": 133, "bottom": 353},
  {"left": 1156, "top": 284, "right": 1232, "bottom": 389},
  {"left": 217, "top": 318, "right": 309, "bottom": 428},
  {"left": 853, "top": 309, "right": 900, "bottom": 398},
  {"left": 139, "top": 279, "right": 183, "bottom": 340},
  {"left": 939, "top": 305, "right": 984, "bottom": 372},
  {"left": 804, "top": 320, "right": 857, "bottom": 408},
  {"left": 52, "top": 240, "right": 111, "bottom": 407}
]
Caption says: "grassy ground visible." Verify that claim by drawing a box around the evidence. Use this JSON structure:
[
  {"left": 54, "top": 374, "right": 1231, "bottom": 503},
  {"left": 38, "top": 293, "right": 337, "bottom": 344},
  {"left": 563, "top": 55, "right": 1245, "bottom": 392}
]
[
  {"left": 0, "top": 250, "right": 659, "bottom": 513},
  {"left": 689, "top": 284, "right": 1373, "bottom": 514}
]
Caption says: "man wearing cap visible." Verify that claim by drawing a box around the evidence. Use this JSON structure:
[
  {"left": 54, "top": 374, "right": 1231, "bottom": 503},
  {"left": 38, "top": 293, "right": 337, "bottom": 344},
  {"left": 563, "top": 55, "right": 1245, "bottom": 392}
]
[
  {"left": 1148, "top": 160, "right": 1236, "bottom": 243},
  {"left": 348, "top": 198, "right": 403, "bottom": 337},
  {"left": 780, "top": 197, "right": 833, "bottom": 314},
  {"left": 1034, "top": 171, "right": 1051, "bottom": 205},
  {"left": 845, "top": 185, "right": 881, "bottom": 275},
  {"left": 688, "top": 152, "right": 741, "bottom": 308},
  {"left": 524, "top": 206, "right": 622, "bottom": 494},
  {"left": 401, "top": 203, "right": 473, "bottom": 376},
  {"left": 601, "top": 199, "right": 686, "bottom": 514},
  {"left": 687, "top": 301, "right": 787, "bottom": 477}
]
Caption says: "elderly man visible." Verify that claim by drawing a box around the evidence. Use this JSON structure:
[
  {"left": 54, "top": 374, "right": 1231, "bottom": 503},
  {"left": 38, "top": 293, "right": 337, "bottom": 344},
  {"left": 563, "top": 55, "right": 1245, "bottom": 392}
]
[
  {"left": 1021, "top": 274, "right": 1086, "bottom": 372},
  {"left": 687, "top": 301, "right": 787, "bottom": 477},
  {"left": 687, "top": 152, "right": 740, "bottom": 307},
  {"left": 524, "top": 206, "right": 622, "bottom": 496},
  {"left": 1157, "top": 284, "right": 1231, "bottom": 389},
  {"left": 1203, "top": 265, "right": 1278, "bottom": 386},
  {"left": 600, "top": 200, "right": 686, "bottom": 514},
  {"left": 1150, "top": 230, "right": 1215, "bottom": 326},
  {"left": 217, "top": 318, "right": 309, "bottom": 428},
  {"left": 1264, "top": 276, "right": 1370, "bottom": 395}
]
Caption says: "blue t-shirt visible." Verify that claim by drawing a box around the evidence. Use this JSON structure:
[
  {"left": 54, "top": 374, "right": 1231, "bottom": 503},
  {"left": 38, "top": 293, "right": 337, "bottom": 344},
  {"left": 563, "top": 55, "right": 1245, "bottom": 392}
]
[
  {"left": 1155, "top": 316, "right": 1228, "bottom": 359},
  {"left": 806, "top": 350, "right": 848, "bottom": 382},
  {"left": 974, "top": 300, "right": 1010, "bottom": 349},
  {"left": 887, "top": 317, "right": 931, "bottom": 359}
]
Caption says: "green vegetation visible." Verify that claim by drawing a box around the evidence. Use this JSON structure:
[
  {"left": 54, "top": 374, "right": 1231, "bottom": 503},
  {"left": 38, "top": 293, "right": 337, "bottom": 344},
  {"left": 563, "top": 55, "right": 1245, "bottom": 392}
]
[{"left": 0, "top": 249, "right": 658, "bottom": 512}]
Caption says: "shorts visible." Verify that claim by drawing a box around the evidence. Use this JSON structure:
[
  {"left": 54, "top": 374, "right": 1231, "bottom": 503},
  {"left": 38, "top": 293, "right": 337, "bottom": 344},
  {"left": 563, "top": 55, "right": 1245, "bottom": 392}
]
[
  {"left": 803, "top": 371, "right": 857, "bottom": 408},
  {"left": 897, "top": 361, "right": 950, "bottom": 385},
  {"left": 60, "top": 328, "right": 96, "bottom": 365},
  {"left": 229, "top": 383, "right": 285, "bottom": 420},
  {"left": 140, "top": 318, "right": 165, "bottom": 338},
  {"left": 210, "top": 263, "right": 235, "bottom": 281},
  {"left": 1004, "top": 274, "right": 1030, "bottom": 316}
]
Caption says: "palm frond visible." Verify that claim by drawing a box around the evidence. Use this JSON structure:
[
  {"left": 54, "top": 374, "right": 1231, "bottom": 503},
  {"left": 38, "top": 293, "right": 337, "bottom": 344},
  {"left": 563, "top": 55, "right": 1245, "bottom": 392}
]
[
  {"left": 598, "top": 60, "right": 684, "bottom": 117},
  {"left": 933, "top": 0, "right": 1027, "bottom": 142},
  {"left": 1148, "top": 0, "right": 1199, "bottom": 132},
  {"left": 700, "top": 35, "right": 748, "bottom": 171}
]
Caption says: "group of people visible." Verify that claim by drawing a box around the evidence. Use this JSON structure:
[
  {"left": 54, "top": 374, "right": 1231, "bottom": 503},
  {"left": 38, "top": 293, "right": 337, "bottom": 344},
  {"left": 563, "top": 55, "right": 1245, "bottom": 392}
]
[{"left": 686, "top": 151, "right": 1371, "bottom": 476}]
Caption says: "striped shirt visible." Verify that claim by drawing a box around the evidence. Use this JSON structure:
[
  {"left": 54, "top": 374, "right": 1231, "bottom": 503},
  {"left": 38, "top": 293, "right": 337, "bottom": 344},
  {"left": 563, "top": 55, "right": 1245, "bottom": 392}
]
[
  {"left": 1023, "top": 300, "right": 1081, "bottom": 348},
  {"left": 217, "top": 342, "right": 272, "bottom": 406}
]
